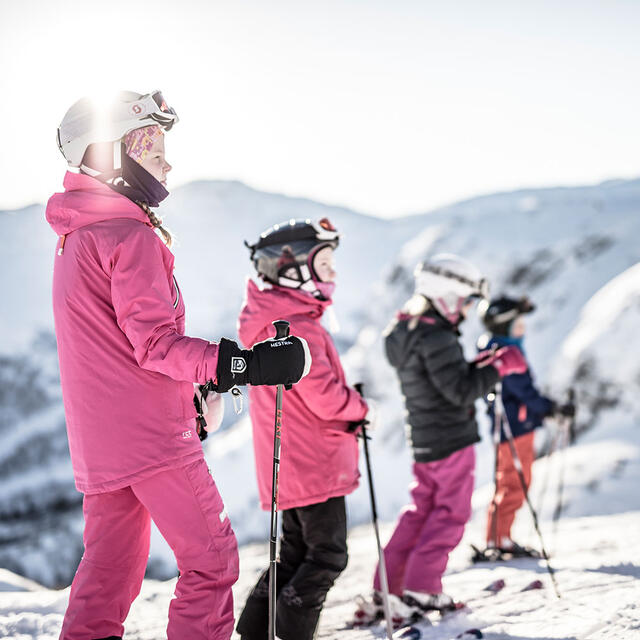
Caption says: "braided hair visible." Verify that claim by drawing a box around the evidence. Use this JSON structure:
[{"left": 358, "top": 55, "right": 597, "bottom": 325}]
[{"left": 139, "top": 202, "right": 172, "bottom": 248}]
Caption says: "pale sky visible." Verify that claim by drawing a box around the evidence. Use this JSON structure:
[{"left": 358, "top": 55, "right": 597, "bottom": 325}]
[{"left": 1, "top": 0, "right": 638, "bottom": 217}]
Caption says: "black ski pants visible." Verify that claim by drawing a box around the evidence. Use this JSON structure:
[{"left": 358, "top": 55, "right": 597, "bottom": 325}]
[{"left": 236, "top": 495, "right": 348, "bottom": 640}]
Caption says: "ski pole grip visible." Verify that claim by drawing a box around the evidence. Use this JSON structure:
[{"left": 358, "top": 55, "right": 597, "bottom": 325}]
[
  {"left": 273, "top": 320, "right": 290, "bottom": 339},
  {"left": 567, "top": 387, "right": 575, "bottom": 403},
  {"left": 349, "top": 383, "right": 366, "bottom": 433}
]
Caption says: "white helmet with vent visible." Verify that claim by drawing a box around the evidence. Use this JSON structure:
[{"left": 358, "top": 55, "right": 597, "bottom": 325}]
[
  {"left": 56, "top": 90, "right": 178, "bottom": 172},
  {"left": 414, "top": 253, "right": 488, "bottom": 323}
]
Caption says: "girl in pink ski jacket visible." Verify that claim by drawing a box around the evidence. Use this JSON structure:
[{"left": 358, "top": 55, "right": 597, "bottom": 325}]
[
  {"left": 49, "top": 91, "right": 310, "bottom": 640},
  {"left": 235, "top": 219, "right": 369, "bottom": 640}
]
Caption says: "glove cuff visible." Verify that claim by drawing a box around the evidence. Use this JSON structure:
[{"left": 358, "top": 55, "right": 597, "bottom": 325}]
[{"left": 213, "top": 338, "right": 252, "bottom": 392}]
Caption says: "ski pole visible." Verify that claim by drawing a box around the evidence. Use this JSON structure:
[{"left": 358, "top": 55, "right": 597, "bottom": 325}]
[
  {"left": 537, "top": 388, "right": 576, "bottom": 523},
  {"left": 535, "top": 424, "right": 560, "bottom": 519},
  {"left": 553, "top": 388, "right": 575, "bottom": 536},
  {"left": 567, "top": 387, "right": 577, "bottom": 444},
  {"left": 354, "top": 383, "right": 394, "bottom": 640},
  {"left": 551, "top": 420, "right": 569, "bottom": 548},
  {"left": 488, "top": 385, "right": 503, "bottom": 550},
  {"left": 496, "top": 384, "right": 561, "bottom": 599},
  {"left": 552, "top": 426, "right": 569, "bottom": 526},
  {"left": 268, "top": 319, "right": 290, "bottom": 640}
]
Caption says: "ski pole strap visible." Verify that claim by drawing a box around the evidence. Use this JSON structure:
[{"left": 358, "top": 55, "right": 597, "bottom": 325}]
[
  {"left": 193, "top": 386, "right": 208, "bottom": 441},
  {"left": 231, "top": 386, "right": 243, "bottom": 414}
]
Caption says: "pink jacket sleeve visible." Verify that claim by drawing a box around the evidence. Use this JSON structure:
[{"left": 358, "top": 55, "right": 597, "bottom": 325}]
[
  {"left": 293, "top": 319, "right": 368, "bottom": 425},
  {"left": 108, "top": 226, "right": 219, "bottom": 384}
]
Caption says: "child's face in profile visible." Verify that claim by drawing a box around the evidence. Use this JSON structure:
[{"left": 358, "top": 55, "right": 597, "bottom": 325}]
[
  {"left": 139, "top": 134, "right": 172, "bottom": 186},
  {"left": 510, "top": 315, "right": 526, "bottom": 338},
  {"left": 312, "top": 246, "right": 336, "bottom": 282}
]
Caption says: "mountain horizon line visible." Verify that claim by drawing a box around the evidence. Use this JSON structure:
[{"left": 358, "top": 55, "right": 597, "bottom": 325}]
[{"left": 2, "top": 173, "right": 639, "bottom": 221}]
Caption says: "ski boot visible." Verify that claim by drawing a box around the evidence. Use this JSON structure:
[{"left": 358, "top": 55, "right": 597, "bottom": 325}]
[
  {"left": 352, "top": 591, "right": 384, "bottom": 627},
  {"left": 472, "top": 540, "right": 541, "bottom": 562},
  {"left": 351, "top": 591, "right": 422, "bottom": 629},
  {"left": 499, "top": 540, "right": 542, "bottom": 559},
  {"left": 471, "top": 544, "right": 503, "bottom": 563},
  {"left": 402, "top": 589, "right": 461, "bottom": 614}
]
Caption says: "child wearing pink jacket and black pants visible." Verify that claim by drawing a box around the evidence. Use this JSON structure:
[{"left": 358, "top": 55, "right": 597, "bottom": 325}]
[{"left": 235, "top": 218, "right": 370, "bottom": 640}]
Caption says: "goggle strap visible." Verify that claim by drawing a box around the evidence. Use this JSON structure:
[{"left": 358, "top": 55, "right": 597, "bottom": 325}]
[
  {"left": 423, "top": 264, "right": 486, "bottom": 295},
  {"left": 79, "top": 163, "right": 100, "bottom": 177},
  {"left": 490, "top": 308, "right": 520, "bottom": 325},
  {"left": 113, "top": 141, "right": 121, "bottom": 171}
]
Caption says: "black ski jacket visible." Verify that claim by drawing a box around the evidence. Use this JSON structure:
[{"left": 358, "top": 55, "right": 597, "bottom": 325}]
[{"left": 385, "top": 310, "right": 500, "bottom": 463}]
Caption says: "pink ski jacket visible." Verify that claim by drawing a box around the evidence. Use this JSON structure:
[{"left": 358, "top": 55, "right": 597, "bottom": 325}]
[
  {"left": 46, "top": 172, "right": 220, "bottom": 494},
  {"left": 238, "top": 279, "right": 368, "bottom": 511}
]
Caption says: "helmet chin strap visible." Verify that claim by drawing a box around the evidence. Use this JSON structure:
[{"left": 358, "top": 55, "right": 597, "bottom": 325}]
[
  {"left": 277, "top": 263, "right": 334, "bottom": 300},
  {"left": 434, "top": 296, "right": 465, "bottom": 325},
  {"left": 113, "top": 140, "right": 122, "bottom": 171},
  {"left": 314, "top": 280, "right": 335, "bottom": 301}
]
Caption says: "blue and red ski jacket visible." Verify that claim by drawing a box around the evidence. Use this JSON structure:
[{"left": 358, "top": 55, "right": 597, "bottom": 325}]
[{"left": 481, "top": 335, "right": 553, "bottom": 442}]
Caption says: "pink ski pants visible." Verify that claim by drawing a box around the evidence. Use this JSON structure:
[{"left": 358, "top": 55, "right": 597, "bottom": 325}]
[
  {"left": 373, "top": 445, "right": 475, "bottom": 595},
  {"left": 59, "top": 457, "right": 239, "bottom": 640}
]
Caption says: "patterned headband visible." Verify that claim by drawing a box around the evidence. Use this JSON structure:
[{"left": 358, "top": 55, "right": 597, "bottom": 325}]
[{"left": 124, "top": 125, "right": 163, "bottom": 165}]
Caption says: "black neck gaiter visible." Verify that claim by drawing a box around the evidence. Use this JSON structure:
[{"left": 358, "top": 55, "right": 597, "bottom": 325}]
[{"left": 110, "top": 153, "right": 169, "bottom": 208}]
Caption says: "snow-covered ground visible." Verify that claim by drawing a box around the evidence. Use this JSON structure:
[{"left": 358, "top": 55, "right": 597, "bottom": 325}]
[{"left": 2, "top": 401, "right": 639, "bottom": 639}]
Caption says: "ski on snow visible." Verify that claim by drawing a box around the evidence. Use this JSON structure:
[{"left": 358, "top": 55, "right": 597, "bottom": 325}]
[
  {"left": 389, "top": 599, "right": 476, "bottom": 640},
  {"left": 346, "top": 577, "right": 543, "bottom": 638},
  {"left": 394, "top": 625, "right": 483, "bottom": 639},
  {"left": 391, "top": 578, "right": 544, "bottom": 639}
]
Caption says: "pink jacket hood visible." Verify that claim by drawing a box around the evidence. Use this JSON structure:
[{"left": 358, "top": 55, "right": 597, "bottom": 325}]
[
  {"left": 47, "top": 172, "right": 219, "bottom": 494},
  {"left": 238, "top": 279, "right": 367, "bottom": 511},
  {"left": 238, "top": 278, "right": 331, "bottom": 347},
  {"left": 46, "top": 171, "right": 150, "bottom": 236}
]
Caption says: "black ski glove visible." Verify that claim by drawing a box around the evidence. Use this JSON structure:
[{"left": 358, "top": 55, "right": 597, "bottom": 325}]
[
  {"left": 212, "top": 336, "right": 311, "bottom": 393},
  {"left": 548, "top": 400, "right": 575, "bottom": 418},
  {"left": 556, "top": 402, "right": 576, "bottom": 418}
]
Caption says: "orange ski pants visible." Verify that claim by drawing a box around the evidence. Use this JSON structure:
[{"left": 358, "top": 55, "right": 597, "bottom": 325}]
[{"left": 486, "top": 431, "right": 535, "bottom": 546}]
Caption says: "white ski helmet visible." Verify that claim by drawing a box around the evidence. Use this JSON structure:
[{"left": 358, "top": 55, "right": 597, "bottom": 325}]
[
  {"left": 56, "top": 90, "right": 178, "bottom": 173},
  {"left": 414, "top": 253, "right": 489, "bottom": 323}
]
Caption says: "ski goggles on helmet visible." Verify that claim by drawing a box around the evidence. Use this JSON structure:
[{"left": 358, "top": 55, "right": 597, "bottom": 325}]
[
  {"left": 422, "top": 264, "right": 489, "bottom": 300},
  {"left": 311, "top": 217, "right": 339, "bottom": 243},
  {"left": 485, "top": 296, "right": 536, "bottom": 324},
  {"left": 131, "top": 90, "right": 178, "bottom": 131}
]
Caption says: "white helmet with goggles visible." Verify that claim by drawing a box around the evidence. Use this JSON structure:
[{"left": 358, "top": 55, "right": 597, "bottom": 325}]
[
  {"left": 414, "top": 253, "right": 488, "bottom": 324},
  {"left": 56, "top": 90, "right": 178, "bottom": 172}
]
